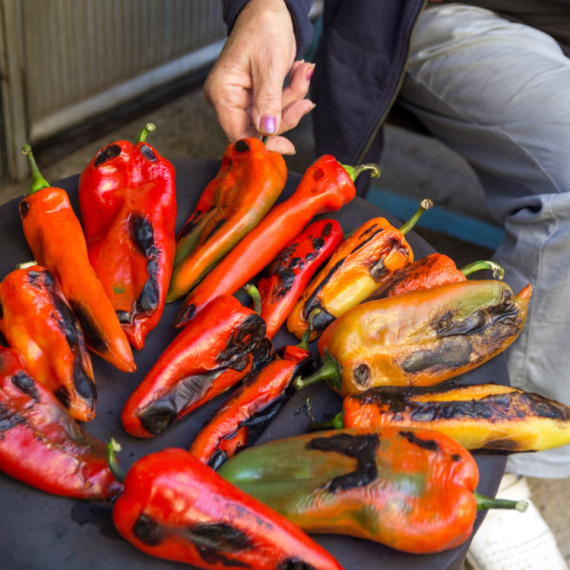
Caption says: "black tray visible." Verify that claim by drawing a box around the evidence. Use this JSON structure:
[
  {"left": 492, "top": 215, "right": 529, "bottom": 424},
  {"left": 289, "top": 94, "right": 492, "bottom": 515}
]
[{"left": 0, "top": 159, "right": 507, "bottom": 570}]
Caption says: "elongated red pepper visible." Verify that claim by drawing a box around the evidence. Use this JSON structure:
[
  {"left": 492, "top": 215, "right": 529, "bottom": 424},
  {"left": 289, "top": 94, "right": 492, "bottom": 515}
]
[
  {"left": 20, "top": 145, "right": 135, "bottom": 372},
  {"left": 110, "top": 445, "right": 344, "bottom": 570},
  {"left": 256, "top": 219, "right": 344, "bottom": 338},
  {"left": 364, "top": 253, "right": 504, "bottom": 302},
  {"left": 122, "top": 295, "right": 271, "bottom": 438},
  {"left": 79, "top": 124, "right": 177, "bottom": 350},
  {"left": 167, "top": 137, "right": 287, "bottom": 302},
  {"left": 0, "top": 346, "right": 122, "bottom": 499},
  {"left": 174, "top": 157, "right": 380, "bottom": 328},
  {"left": 0, "top": 264, "right": 96, "bottom": 422},
  {"left": 189, "top": 343, "right": 316, "bottom": 469}
]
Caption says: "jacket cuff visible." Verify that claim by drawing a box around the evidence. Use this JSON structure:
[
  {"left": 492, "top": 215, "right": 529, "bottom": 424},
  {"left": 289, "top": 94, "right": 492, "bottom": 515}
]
[{"left": 223, "top": 0, "right": 314, "bottom": 60}]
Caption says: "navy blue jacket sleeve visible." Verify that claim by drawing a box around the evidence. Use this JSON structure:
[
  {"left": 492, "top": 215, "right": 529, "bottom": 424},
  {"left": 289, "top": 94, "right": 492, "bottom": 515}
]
[{"left": 223, "top": 0, "right": 314, "bottom": 59}]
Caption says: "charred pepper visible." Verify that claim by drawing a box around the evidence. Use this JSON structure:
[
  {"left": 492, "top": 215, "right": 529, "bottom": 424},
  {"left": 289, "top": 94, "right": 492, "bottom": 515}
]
[
  {"left": 122, "top": 294, "right": 271, "bottom": 438},
  {"left": 0, "top": 345, "right": 122, "bottom": 499},
  {"left": 294, "top": 280, "right": 532, "bottom": 396},
  {"left": 109, "top": 445, "right": 344, "bottom": 570},
  {"left": 364, "top": 253, "right": 504, "bottom": 302},
  {"left": 79, "top": 124, "right": 177, "bottom": 350},
  {"left": 168, "top": 137, "right": 287, "bottom": 302},
  {"left": 317, "top": 382, "right": 570, "bottom": 454},
  {"left": 0, "top": 264, "right": 96, "bottom": 422},
  {"left": 20, "top": 145, "right": 135, "bottom": 372},
  {"left": 219, "top": 427, "right": 526, "bottom": 554},
  {"left": 256, "top": 219, "right": 344, "bottom": 339},
  {"left": 174, "top": 156, "right": 380, "bottom": 328},
  {"left": 287, "top": 200, "right": 432, "bottom": 342}
]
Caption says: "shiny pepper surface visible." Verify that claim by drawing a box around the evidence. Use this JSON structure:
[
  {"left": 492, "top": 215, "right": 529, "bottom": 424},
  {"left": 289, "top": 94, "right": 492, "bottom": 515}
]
[
  {"left": 0, "top": 265, "right": 96, "bottom": 421},
  {"left": 112, "top": 448, "right": 344, "bottom": 570},
  {"left": 79, "top": 125, "right": 177, "bottom": 350},
  {"left": 219, "top": 427, "right": 482, "bottom": 554},
  {"left": 297, "top": 280, "right": 532, "bottom": 396},
  {"left": 174, "top": 157, "right": 379, "bottom": 328},
  {"left": 0, "top": 346, "right": 122, "bottom": 499},
  {"left": 122, "top": 295, "right": 271, "bottom": 438},
  {"left": 20, "top": 146, "right": 135, "bottom": 372},
  {"left": 168, "top": 137, "right": 287, "bottom": 302}
]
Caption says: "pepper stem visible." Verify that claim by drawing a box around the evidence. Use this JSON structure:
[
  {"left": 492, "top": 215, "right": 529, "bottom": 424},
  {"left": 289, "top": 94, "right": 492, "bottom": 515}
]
[
  {"left": 309, "top": 410, "right": 345, "bottom": 432},
  {"left": 15, "top": 261, "right": 38, "bottom": 270},
  {"left": 293, "top": 352, "right": 341, "bottom": 391},
  {"left": 21, "top": 145, "right": 50, "bottom": 194},
  {"left": 262, "top": 135, "right": 268, "bottom": 146},
  {"left": 340, "top": 163, "right": 381, "bottom": 183},
  {"left": 460, "top": 260, "right": 505, "bottom": 280},
  {"left": 106, "top": 438, "right": 126, "bottom": 484},
  {"left": 136, "top": 122, "right": 156, "bottom": 143},
  {"left": 398, "top": 199, "right": 433, "bottom": 235},
  {"left": 474, "top": 491, "right": 528, "bottom": 512},
  {"left": 244, "top": 284, "right": 262, "bottom": 316},
  {"left": 297, "top": 309, "right": 321, "bottom": 351}
]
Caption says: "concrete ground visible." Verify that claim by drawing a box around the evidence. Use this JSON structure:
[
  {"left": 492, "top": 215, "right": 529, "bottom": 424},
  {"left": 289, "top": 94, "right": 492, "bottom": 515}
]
[{"left": 2, "top": 86, "right": 568, "bottom": 568}]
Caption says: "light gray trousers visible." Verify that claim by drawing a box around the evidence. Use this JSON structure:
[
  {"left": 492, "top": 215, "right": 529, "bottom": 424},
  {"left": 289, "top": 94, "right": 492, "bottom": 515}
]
[{"left": 399, "top": 3, "right": 570, "bottom": 477}]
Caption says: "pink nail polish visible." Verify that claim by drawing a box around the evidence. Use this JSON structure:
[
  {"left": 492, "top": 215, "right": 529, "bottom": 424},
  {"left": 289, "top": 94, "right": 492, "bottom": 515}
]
[
  {"left": 307, "top": 64, "right": 315, "bottom": 81},
  {"left": 261, "top": 114, "right": 276, "bottom": 134}
]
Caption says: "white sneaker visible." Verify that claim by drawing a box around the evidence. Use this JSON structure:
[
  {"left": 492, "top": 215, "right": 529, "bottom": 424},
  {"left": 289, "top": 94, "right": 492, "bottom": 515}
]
[{"left": 467, "top": 475, "right": 568, "bottom": 570}]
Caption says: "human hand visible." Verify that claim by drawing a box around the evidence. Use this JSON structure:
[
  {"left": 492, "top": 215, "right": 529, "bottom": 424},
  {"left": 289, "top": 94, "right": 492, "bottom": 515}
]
[{"left": 204, "top": 0, "right": 315, "bottom": 154}]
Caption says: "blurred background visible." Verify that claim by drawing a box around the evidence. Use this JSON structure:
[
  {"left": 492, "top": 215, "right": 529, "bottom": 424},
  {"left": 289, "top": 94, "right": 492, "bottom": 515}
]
[{"left": 0, "top": 1, "right": 567, "bottom": 566}]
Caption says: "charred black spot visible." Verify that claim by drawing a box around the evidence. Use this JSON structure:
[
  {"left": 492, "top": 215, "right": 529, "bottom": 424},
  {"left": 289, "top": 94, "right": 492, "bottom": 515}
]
[
  {"left": 370, "top": 260, "right": 388, "bottom": 282},
  {"left": 187, "top": 523, "right": 252, "bottom": 552},
  {"left": 50, "top": 289, "right": 80, "bottom": 349},
  {"left": 196, "top": 548, "right": 250, "bottom": 568},
  {"left": 19, "top": 200, "right": 30, "bottom": 218},
  {"left": 132, "top": 215, "right": 154, "bottom": 255},
  {"left": 116, "top": 310, "right": 132, "bottom": 324},
  {"left": 278, "top": 560, "right": 316, "bottom": 570},
  {"left": 451, "top": 454, "right": 462, "bottom": 462},
  {"left": 250, "top": 338, "right": 272, "bottom": 372},
  {"left": 136, "top": 247, "right": 160, "bottom": 313},
  {"left": 72, "top": 357, "right": 97, "bottom": 405},
  {"left": 70, "top": 301, "right": 108, "bottom": 354},
  {"left": 139, "top": 401, "right": 178, "bottom": 435},
  {"left": 0, "top": 300, "right": 3, "bottom": 319},
  {"left": 399, "top": 430, "right": 439, "bottom": 452},
  {"left": 359, "top": 224, "right": 379, "bottom": 239},
  {"left": 205, "top": 219, "right": 227, "bottom": 243},
  {"left": 401, "top": 337, "right": 472, "bottom": 374},
  {"left": 94, "top": 144, "right": 121, "bottom": 167},
  {"left": 133, "top": 514, "right": 165, "bottom": 546},
  {"left": 353, "top": 363, "right": 370, "bottom": 387},
  {"left": 321, "top": 222, "right": 333, "bottom": 237},
  {"left": 301, "top": 258, "right": 345, "bottom": 323},
  {"left": 177, "top": 304, "right": 196, "bottom": 326},
  {"left": 0, "top": 402, "right": 25, "bottom": 432},
  {"left": 140, "top": 144, "right": 157, "bottom": 162},
  {"left": 308, "top": 432, "right": 379, "bottom": 493},
  {"left": 216, "top": 315, "right": 267, "bottom": 365},
  {"left": 179, "top": 206, "right": 217, "bottom": 239},
  {"left": 350, "top": 229, "right": 383, "bottom": 255},
  {"left": 524, "top": 393, "right": 570, "bottom": 420},
  {"left": 311, "top": 237, "right": 325, "bottom": 250},
  {"left": 235, "top": 140, "right": 250, "bottom": 153},
  {"left": 208, "top": 449, "right": 229, "bottom": 471},
  {"left": 27, "top": 270, "right": 44, "bottom": 288},
  {"left": 12, "top": 372, "right": 39, "bottom": 401},
  {"left": 55, "top": 386, "right": 72, "bottom": 410}
]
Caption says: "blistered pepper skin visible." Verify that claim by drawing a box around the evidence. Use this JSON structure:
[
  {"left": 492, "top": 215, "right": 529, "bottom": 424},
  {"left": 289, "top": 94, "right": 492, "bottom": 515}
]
[
  {"left": 168, "top": 138, "right": 287, "bottom": 302},
  {"left": 113, "top": 448, "right": 345, "bottom": 570},
  {"left": 0, "top": 266, "right": 96, "bottom": 422},
  {"left": 0, "top": 346, "right": 122, "bottom": 499},
  {"left": 79, "top": 134, "right": 177, "bottom": 350},
  {"left": 175, "top": 155, "right": 360, "bottom": 328},
  {"left": 316, "top": 280, "right": 532, "bottom": 396},
  {"left": 122, "top": 295, "right": 272, "bottom": 438},
  {"left": 219, "top": 427, "right": 479, "bottom": 554}
]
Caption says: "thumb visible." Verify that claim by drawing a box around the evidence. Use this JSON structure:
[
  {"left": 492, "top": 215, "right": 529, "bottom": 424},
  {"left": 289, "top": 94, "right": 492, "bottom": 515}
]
[{"left": 250, "top": 60, "right": 287, "bottom": 137}]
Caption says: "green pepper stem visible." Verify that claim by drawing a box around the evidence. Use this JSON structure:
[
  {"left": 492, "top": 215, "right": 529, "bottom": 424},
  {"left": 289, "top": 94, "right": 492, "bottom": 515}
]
[
  {"left": 136, "top": 122, "right": 156, "bottom": 143},
  {"left": 297, "top": 308, "right": 321, "bottom": 351},
  {"left": 294, "top": 353, "right": 340, "bottom": 390},
  {"left": 474, "top": 491, "right": 528, "bottom": 512},
  {"left": 309, "top": 410, "right": 345, "bottom": 431},
  {"left": 106, "top": 439, "right": 126, "bottom": 484},
  {"left": 398, "top": 199, "right": 433, "bottom": 235},
  {"left": 460, "top": 260, "right": 505, "bottom": 280},
  {"left": 14, "top": 261, "right": 38, "bottom": 270},
  {"left": 341, "top": 163, "right": 381, "bottom": 183},
  {"left": 21, "top": 145, "right": 50, "bottom": 194},
  {"left": 244, "top": 283, "right": 262, "bottom": 316},
  {"left": 262, "top": 135, "right": 268, "bottom": 146}
]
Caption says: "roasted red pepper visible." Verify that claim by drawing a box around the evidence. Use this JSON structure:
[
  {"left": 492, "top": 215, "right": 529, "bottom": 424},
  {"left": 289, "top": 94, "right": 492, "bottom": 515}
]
[
  {"left": 0, "top": 346, "right": 122, "bottom": 499},
  {"left": 0, "top": 264, "right": 96, "bottom": 421},
  {"left": 189, "top": 342, "right": 316, "bottom": 469},
  {"left": 167, "top": 137, "right": 287, "bottom": 302},
  {"left": 20, "top": 145, "right": 135, "bottom": 372},
  {"left": 79, "top": 124, "right": 177, "bottom": 350},
  {"left": 294, "top": 280, "right": 532, "bottom": 396},
  {"left": 256, "top": 219, "right": 344, "bottom": 339},
  {"left": 122, "top": 294, "right": 271, "bottom": 438},
  {"left": 174, "top": 157, "right": 380, "bottom": 328},
  {"left": 219, "top": 427, "right": 527, "bottom": 554},
  {"left": 287, "top": 200, "right": 432, "bottom": 342},
  {"left": 364, "top": 253, "right": 504, "bottom": 302},
  {"left": 110, "top": 445, "right": 344, "bottom": 570}
]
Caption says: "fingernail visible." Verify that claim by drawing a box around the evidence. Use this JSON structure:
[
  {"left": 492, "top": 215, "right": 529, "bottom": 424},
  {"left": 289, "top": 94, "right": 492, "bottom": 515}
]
[
  {"left": 261, "top": 114, "right": 276, "bottom": 134},
  {"left": 304, "top": 102, "right": 316, "bottom": 115},
  {"left": 307, "top": 64, "right": 316, "bottom": 81}
]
